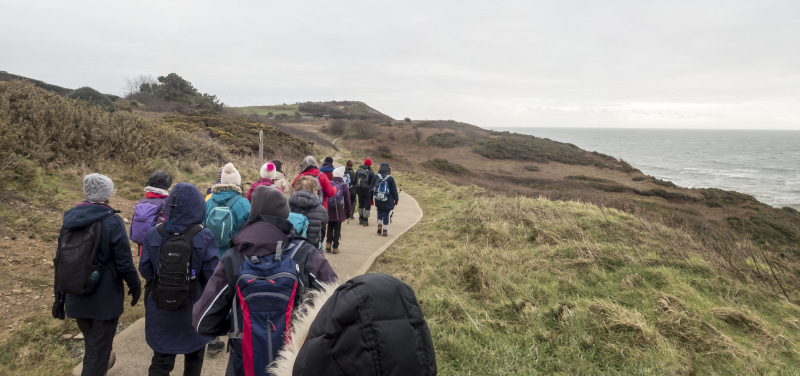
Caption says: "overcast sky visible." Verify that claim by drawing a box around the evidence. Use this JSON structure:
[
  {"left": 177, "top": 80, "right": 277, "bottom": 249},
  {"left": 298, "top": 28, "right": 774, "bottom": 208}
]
[{"left": 2, "top": 0, "right": 799, "bottom": 129}]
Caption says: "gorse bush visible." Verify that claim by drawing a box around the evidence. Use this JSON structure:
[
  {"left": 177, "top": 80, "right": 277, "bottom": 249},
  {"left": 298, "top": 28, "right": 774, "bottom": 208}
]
[
  {"left": 348, "top": 121, "right": 379, "bottom": 139},
  {"left": 0, "top": 81, "right": 228, "bottom": 182},
  {"left": 422, "top": 158, "right": 469, "bottom": 175},
  {"left": 66, "top": 86, "right": 114, "bottom": 111}
]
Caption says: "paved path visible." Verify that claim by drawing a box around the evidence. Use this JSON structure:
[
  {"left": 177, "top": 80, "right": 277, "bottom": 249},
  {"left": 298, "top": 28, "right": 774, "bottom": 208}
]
[{"left": 73, "top": 191, "right": 422, "bottom": 375}]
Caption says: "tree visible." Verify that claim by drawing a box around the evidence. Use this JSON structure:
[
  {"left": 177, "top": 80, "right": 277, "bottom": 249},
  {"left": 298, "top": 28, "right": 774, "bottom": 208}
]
[
  {"left": 123, "top": 75, "right": 156, "bottom": 97},
  {"left": 136, "top": 73, "right": 224, "bottom": 111},
  {"left": 404, "top": 117, "right": 411, "bottom": 122}
]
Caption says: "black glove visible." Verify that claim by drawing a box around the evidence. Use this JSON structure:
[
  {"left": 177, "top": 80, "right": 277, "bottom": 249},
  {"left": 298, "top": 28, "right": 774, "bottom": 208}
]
[
  {"left": 128, "top": 285, "right": 142, "bottom": 307},
  {"left": 52, "top": 293, "right": 65, "bottom": 320}
]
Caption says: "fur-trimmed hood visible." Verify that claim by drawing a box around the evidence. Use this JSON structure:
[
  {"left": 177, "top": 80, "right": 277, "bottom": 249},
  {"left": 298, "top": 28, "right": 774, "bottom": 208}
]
[
  {"left": 270, "top": 273, "right": 437, "bottom": 376},
  {"left": 211, "top": 183, "right": 242, "bottom": 194}
]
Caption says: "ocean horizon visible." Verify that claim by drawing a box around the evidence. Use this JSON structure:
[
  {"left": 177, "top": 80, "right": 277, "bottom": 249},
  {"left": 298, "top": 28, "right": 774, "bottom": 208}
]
[{"left": 488, "top": 127, "right": 800, "bottom": 211}]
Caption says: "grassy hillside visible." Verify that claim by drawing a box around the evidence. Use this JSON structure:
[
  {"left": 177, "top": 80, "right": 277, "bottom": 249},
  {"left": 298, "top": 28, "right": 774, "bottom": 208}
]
[{"left": 373, "top": 173, "right": 800, "bottom": 374}]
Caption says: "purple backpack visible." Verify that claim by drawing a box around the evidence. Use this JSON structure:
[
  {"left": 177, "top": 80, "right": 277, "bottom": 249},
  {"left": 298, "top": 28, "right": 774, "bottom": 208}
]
[
  {"left": 129, "top": 198, "right": 166, "bottom": 244},
  {"left": 327, "top": 181, "right": 346, "bottom": 213}
]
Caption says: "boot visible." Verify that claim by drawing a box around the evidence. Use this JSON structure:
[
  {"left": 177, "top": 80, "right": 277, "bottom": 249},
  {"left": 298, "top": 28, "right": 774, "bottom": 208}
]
[
  {"left": 383, "top": 229, "right": 388, "bottom": 237},
  {"left": 325, "top": 241, "right": 332, "bottom": 252},
  {"left": 332, "top": 247, "right": 339, "bottom": 254},
  {"left": 377, "top": 224, "right": 382, "bottom": 234}
]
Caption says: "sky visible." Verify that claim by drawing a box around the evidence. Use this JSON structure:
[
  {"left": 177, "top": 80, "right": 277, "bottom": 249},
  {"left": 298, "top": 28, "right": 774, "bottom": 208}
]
[{"left": 2, "top": 0, "right": 799, "bottom": 130}]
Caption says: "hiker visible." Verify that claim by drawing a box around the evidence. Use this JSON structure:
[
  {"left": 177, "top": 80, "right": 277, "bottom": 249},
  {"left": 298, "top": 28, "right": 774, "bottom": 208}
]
[
  {"left": 246, "top": 162, "right": 283, "bottom": 201},
  {"left": 371, "top": 162, "right": 399, "bottom": 237},
  {"left": 130, "top": 171, "right": 172, "bottom": 257},
  {"left": 318, "top": 156, "right": 335, "bottom": 244},
  {"left": 344, "top": 160, "right": 358, "bottom": 219},
  {"left": 355, "top": 158, "right": 376, "bottom": 226},
  {"left": 204, "top": 163, "right": 251, "bottom": 258},
  {"left": 192, "top": 185, "right": 338, "bottom": 376},
  {"left": 270, "top": 159, "right": 292, "bottom": 196},
  {"left": 205, "top": 167, "right": 223, "bottom": 201},
  {"left": 52, "top": 173, "right": 141, "bottom": 376},
  {"left": 270, "top": 273, "right": 437, "bottom": 376},
  {"left": 325, "top": 166, "right": 352, "bottom": 254},
  {"left": 292, "top": 155, "right": 336, "bottom": 210},
  {"left": 289, "top": 176, "right": 327, "bottom": 251},
  {"left": 138, "top": 183, "right": 219, "bottom": 376}
]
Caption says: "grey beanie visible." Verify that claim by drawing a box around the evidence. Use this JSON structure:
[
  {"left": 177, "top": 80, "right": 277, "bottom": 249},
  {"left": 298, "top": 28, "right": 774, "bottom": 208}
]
[
  {"left": 83, "top": 173, "right": 114, "bottom": 203},
  {"left": 250, "top": 185, "right": 290, "bottom": 219},
  {"left": 147, "top": 170, "right": 172, "bottom": 190}
]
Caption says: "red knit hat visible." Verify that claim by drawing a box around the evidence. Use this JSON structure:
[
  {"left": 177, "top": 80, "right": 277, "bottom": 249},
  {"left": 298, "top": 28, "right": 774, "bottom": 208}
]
[{"left": 364, "top": 158, "right": 372, "bottom": 166}]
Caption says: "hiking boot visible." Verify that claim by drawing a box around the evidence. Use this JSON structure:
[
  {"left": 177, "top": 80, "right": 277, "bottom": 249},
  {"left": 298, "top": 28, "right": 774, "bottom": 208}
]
[
  {"left": 325, "top": 242, "right": 332, "bottom": 252},
  {"left": 383, "top": 229, "right": 388, "bottom": 237},
  {"left": 363, "top": 219, "right": 369, "bottom": 227},
  {"left": 332, "top": 247, "right": 340, "bottom": 254},
  {"left": 377, "top": 225, "right": 382, "bottom": 234},
  {"left": 207, "top": 339, "right": 225, "bottom": 355}
]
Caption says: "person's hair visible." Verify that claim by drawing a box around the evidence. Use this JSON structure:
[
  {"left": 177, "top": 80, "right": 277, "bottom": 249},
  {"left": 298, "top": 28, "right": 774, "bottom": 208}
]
[
  {"left": 293, "top": 176, "right": 318, "bottom": 194},
  {"left": 300, "top": 155, "right": 318, "bottom": 170}
]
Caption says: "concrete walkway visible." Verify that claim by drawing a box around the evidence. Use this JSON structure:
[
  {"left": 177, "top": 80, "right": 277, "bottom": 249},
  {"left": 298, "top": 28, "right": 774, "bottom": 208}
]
[{"left": 73, "top": 191, "right": 423, "bottom": 375}]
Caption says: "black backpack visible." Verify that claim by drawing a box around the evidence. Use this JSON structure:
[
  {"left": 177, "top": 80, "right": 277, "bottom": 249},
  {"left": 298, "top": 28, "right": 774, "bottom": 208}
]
[
  {"left": 151, "top": 223, "right": 204, "bottom": 310},
  {"left": 54, "top": 211, "right": 118, "bottom": 295},
  {"left": 355, "top": 168, "right": 370, "bottom": 189}
]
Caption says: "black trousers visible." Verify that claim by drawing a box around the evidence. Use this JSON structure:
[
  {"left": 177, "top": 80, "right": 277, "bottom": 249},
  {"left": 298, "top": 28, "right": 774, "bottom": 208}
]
[
  {"left": 76, "top": 318, "right": 118, "bottom": 376},
  {"left": 326, "top": 221, "right": 342, "bottom": 248},
  {"left": 148, "top": 347, "right": 205, "bottom": 376},
  {"left": 357, "top": 189, "right": 372, "bottom": 213},
  {"left": 349, "top": 189, "right": 358, "bottom": 217}
]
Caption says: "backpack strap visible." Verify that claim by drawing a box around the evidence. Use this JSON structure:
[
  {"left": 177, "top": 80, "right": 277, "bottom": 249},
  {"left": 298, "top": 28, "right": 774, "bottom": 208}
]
[
  {"left": 224, "top": 247, "right": 246, "bottom": 340},
  {"left": 224, "top": 195, "right": 242, "bottom": 208}
]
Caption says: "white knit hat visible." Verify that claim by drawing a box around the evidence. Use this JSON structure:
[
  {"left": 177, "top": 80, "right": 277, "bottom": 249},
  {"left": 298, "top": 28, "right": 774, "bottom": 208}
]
[
  {"left": 333, "top": 166, "right": 345, "bottom": 178},
  {"left": 220, "top": 163, "right": 241, "bottom": 186},
  {"left": 260, "top": 162, "right": 278, "bottom": 179}
]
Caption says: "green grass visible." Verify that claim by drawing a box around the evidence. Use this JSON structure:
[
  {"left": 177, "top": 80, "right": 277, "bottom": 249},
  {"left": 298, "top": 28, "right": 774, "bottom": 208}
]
[{"left": 371, "top": 173, "right": 800, "bottom": 375}]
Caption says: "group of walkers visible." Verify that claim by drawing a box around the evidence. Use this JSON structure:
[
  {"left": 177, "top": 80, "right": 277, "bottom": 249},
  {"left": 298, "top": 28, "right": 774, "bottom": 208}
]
[{"left": 52, "top": 154, "right": 433, "bottom": 376}]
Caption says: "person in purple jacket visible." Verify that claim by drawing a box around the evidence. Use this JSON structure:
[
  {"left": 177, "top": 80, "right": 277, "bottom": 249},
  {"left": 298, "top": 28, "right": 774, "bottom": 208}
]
[
  {"left": 192, "top": 186, "right": 338, "bottom": 373},
  {"left": 139, "top": 183, "right": 220, "bottom": 375},
  {"left": 130, "top": 171, "right": 172, "bottom": 257},
  {"left": 325, "top": 166, "right": 352, "bottom": 254}
]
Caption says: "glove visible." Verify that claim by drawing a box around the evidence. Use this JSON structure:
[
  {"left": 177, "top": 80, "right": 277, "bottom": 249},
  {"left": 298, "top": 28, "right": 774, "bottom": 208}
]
[
  {"left": 128, "top": 285, "right": 142, "bottom": 306},
  {"left": 370, "top": 201, "right": 374, "bottom": 206},
  {"left": 52, "top": 293, "right": 65, "bottom": 320},
  {"left": 394, "top": 202, "right": 398, "bottom": 206}
]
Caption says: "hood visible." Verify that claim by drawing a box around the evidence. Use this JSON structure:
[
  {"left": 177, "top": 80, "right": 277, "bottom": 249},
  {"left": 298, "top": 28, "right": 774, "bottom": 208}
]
[
  {"left": 211, "top": 183, "right": 242, "bottom": 195},
  {"left": 210, "top": 188, "right": 242, "bottom": 204},
  {"left": 378, "top": 163, "right": 391, "bottom": 176},
  {"left": 62, "top": 203, "right": 117, "bottom": 230},
  {"left": 359, "top": 164, "right": 372, "bottom": 170},
  {"left": 163, "top": 182, "right": 206, "bottom": 229},
  {"left": 271, "top": 274, "right": 437, "bottom": 376},
  {"left": 230, "top": 215, "right": 293, "bottom": 256},
  {"left": 289, "top": 190, "right": 319, "bottom": 210}
]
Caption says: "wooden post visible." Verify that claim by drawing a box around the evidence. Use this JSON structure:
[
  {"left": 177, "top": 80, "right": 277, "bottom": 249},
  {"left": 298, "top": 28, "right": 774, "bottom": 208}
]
[{"left": 259, "top": 130, "right": 264, "bottom": 168}]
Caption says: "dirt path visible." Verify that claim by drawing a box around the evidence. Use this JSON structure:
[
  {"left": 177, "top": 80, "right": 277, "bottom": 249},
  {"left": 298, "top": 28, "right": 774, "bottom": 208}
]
[{"left": 72, "top": 190, "right": 423, "bottom": 375}]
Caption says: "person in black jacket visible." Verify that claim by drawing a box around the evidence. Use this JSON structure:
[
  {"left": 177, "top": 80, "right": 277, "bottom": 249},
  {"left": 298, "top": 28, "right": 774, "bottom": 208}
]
[
  {"left": 355, "top": 158, "right": 376, "bottom": 226},
  {"left": 53, "top": 173, "right": 141, "bottom": 375},
  {"left": 370, "top": 162, "right": 399, "bottom": 237},
  {"left": 269, "top": 273, "right": 437, "bottom": 376}
]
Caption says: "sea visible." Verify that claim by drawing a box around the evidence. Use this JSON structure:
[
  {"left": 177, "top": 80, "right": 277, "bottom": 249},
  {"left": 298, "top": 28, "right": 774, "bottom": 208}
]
[{"left": 489, "top": 128, "right": 800, "bottom": 211}]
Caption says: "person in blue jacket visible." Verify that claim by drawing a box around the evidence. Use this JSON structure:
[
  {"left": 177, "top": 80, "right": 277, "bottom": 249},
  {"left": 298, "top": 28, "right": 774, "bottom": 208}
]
[
  {"left": 139, "top": 182, "right": 220, "bottom": 375},
  {"left": 370, "top": 162, "right": 399, "bottom": 237},
  {"left": 204, "top": 163, "right": 251, "bottom": 258},
  {"left": 52, "top": 173, "right": 141, "bottom": 375}
]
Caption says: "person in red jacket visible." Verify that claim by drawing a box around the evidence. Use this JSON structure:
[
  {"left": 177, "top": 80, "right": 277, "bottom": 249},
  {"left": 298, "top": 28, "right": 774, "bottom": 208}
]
[{"left": 292, "top": 156, "right": 336, "bottom": 211}]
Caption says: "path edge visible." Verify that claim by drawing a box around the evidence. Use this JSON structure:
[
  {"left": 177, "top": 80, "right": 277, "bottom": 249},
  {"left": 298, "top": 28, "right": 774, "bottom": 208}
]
[{"left": 354, "top": 191, "right": 424, "bottom": 276}]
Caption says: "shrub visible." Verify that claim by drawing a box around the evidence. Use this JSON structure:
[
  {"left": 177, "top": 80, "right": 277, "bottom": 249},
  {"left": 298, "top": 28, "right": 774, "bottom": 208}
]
[
  {"left": 377, "top": 145, "right": 392, "bottom": 158},
  {"left": 348, "top": 121, "right": 379, "bottom": 139},
  {"left": 328, "top": 119, "right": 347, "bottom": 135},
  {"left": 66, "top": 86, "right": 114, "bottom": 111},
  {"left": 474, "top": 132, "right": 597, "bottom": 165},
  {"left": 523, "top": 165, "right": 540, "bottom": 172},
  {"left": 426, "top": 132, "right": 468, "bottom": 148},
  {"left": 422, "top": 159, "right": 469, "bottom": 175}
]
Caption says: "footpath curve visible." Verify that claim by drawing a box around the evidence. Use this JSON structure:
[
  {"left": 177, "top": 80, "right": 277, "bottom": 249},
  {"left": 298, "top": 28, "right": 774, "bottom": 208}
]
[{"left": 73, "top": 190, "right": 423, "bottom": 375}]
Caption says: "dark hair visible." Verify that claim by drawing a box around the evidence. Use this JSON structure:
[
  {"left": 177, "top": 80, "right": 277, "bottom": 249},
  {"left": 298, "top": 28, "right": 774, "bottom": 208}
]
[
  {"left": 271, "top": 160, "right": 283, "bottom": 173},
  {"left": 346, "top": 160, "right": 353, "bottom": 168}
]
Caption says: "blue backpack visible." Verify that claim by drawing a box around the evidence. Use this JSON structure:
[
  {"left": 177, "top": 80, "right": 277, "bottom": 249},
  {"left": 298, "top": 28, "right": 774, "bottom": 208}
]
[
  {"left": 288, "top": 212, "right": 309, "bottom": 238},
  {"left": 375, "top": 174, "right": 391, "bottom": 202},
  {"left": 224, "top": 239, "right": 316, "bottom": 375},
  {"left": 204, "top": 195, "right": 243, "bottom": 249}
]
